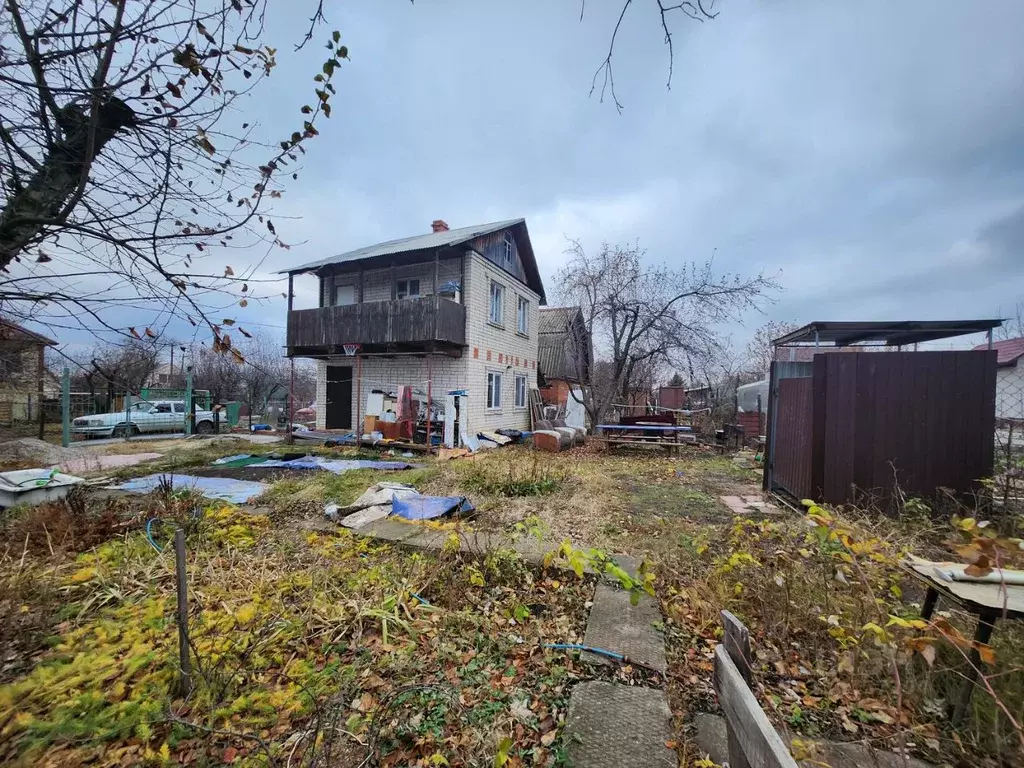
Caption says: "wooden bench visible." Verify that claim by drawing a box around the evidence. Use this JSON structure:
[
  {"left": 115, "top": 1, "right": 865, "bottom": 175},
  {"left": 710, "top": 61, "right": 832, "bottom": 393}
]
[{"left": 714, "top": 611, "right": 798, "bottom": 768}]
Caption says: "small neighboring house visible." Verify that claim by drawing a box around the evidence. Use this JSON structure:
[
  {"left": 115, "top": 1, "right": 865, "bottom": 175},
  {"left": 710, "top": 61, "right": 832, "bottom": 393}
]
[
  {"left": 283, "top": 218, "right": 546, "bottom": 434},
  {"left": 537, "top": 306, "right": 590, "bottom": 407},
  {"left": 0, "top": 318, "right": 57, "bottom": 424},
  {"left": 972, "top": 337, "right": 1024, "bottom": 422}
]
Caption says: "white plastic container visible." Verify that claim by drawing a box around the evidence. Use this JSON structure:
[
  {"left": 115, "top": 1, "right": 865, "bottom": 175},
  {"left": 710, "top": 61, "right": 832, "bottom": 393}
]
[{"left": 0, "top": 469, "right": 85, "bottom": 508}]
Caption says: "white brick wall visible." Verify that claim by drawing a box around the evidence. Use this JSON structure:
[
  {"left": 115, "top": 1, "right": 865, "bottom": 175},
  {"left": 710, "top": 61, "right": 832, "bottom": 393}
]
[
  {"left": 313, "top": 249, "right": 542, "bottom": 436},
  {"left": 461, "top": 252, "right": 540, "bottom": 432}
]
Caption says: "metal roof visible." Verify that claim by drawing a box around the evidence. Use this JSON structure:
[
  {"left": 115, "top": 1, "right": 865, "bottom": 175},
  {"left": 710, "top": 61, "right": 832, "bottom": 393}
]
[
  {"left": 283, "top": 219, "right": 524, "bottom": 273},
  {"left": 773, "top": 319, "right": 1004, "bottom": 348},
  {"left": 281, "top": 218, "right": 546, "bottom": 301},
  {"left": 972, "top": 336, "right": 1024, "bottom": 367},
  {"left": 0, "top": 317, "right": 57, "bottom": 346},
  {"left": 538, "top": 306, "right": 577, "bottom": 335}
]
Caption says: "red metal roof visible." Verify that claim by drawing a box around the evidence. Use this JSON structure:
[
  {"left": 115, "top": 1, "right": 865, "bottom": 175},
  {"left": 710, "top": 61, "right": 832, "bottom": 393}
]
[{"left": 972, "top": 337, "right": 1024, "bottom": 366}]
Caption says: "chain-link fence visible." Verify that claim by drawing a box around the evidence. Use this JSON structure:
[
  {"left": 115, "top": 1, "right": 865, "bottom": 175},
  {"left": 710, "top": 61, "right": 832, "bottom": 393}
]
[
  {"left": 0, "top": 366, "right": 228, "bottom": 446},
  {"left": 993, "top": 369, "right": 1024, "bottom": 529}
]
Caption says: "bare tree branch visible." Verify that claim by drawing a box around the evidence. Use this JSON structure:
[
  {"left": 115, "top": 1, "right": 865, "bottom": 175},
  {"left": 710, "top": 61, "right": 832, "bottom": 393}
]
[{"left": 589, "top": 0, "right": 718, "bottom": 110}]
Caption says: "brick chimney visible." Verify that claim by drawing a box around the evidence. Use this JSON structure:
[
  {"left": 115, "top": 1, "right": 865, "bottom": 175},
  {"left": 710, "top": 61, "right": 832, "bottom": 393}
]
[{"left": 431, "top": 219, "right": 449, "bottom": 233}]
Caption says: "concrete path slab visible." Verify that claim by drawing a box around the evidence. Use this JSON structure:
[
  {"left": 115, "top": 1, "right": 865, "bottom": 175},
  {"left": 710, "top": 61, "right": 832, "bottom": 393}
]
[
  {"left": 562, "top": 681, "right": 675, "bottom": 767},
  {"left": 720, "top": 494, "right": 781, "bottom": 516},
  {"left": 581, "top": 582, "right": 666, "bottom": 674},
  {"left": 357, "top": 518, "right": 422, "bottom": 543}
]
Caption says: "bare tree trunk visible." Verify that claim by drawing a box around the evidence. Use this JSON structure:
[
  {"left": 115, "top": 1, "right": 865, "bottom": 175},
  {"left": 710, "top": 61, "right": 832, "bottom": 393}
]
[{"left": 0, "top": 99, "right": 135, "bottom": 270}]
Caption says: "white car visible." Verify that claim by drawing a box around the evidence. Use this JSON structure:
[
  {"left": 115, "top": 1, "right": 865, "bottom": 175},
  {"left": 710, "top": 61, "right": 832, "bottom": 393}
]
[{"left": 72, "top": 400, "right": 217, "bottom": 438}]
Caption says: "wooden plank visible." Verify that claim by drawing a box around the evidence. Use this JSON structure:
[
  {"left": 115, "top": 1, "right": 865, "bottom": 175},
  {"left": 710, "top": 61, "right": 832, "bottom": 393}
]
[
  {"left": 720, "top": 610, "right": 752, "bottom": 685},
  {"left": 714, "top": 645, "right": 799, "bottom": 768}
]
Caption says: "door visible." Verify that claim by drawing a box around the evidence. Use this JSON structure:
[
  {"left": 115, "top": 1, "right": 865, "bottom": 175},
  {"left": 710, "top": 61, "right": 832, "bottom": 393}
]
[{"left": 325, "top": 366, "right": 353, "bottom": 430}]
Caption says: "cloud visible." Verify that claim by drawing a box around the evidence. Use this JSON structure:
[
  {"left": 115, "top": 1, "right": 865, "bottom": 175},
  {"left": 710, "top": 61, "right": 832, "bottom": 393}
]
[{"left": 10, "top": 0, "right": 1024, "bottom": 355}]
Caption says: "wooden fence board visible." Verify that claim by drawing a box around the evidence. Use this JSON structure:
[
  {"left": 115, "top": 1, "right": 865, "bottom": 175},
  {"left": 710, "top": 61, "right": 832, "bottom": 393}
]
[{"left": 714, "top": 645, "right": 799, "bottom": 768}]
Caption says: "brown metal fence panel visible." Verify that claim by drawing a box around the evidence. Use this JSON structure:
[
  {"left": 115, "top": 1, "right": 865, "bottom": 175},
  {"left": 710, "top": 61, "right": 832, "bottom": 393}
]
[
  {"left": 818, "top": 351, "right": 996, "bottom": 507},
  {"left": 773, "top": 378, "right": 815, "bottom": 499}
]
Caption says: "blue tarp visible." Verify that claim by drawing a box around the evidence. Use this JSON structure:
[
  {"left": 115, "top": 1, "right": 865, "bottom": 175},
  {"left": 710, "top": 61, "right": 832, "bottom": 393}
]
[
  {"left": 255, "top": 457, "right": 417, "bottom": 473},
  {"left": 115, "top": 474, "right": 268, "bottom": 504},
  {"left": 390, "top": 493, "right": 475, "bottom": 521}
]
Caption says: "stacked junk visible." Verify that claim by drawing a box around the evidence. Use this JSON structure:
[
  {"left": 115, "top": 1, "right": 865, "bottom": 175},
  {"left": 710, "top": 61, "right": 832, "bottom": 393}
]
[{"left": 295, "top": 384, "right": 586, "bottom": 455}]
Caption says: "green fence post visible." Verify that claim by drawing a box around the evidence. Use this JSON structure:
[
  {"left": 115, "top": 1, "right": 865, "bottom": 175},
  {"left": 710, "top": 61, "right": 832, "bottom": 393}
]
[
  {"left": 61, "top": 368, "right": 70, "bottom": 448},
  {"left": 184, "top": 368, "right": 194, "bottom": 436}
]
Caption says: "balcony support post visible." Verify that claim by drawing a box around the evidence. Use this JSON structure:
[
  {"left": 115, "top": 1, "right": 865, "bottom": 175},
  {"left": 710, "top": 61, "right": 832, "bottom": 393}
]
[
  {"left": 426, "top": 349, "right": 433, "bottom": 451},
  {"left": 433, "top": 250, "right": 440, "bottom": 339}
]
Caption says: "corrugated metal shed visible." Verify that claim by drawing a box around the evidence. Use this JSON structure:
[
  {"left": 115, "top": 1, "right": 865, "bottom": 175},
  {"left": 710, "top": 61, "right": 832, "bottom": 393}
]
[
  {"left": 538, "top": 307, "right": 573, "bottom": 335},
  {"left": 537, "top": 306, "right": 587, "bottom": 382}
]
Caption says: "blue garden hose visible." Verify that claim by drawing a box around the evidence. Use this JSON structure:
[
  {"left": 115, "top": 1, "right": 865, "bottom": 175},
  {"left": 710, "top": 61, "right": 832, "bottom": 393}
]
[
  {"left": 542, "top": 643, "right": 665, "bottom": 676},
  {"left": 543, "top": 643, "right": 626, "bottom": 662},
  {"left": 145, "top": 518, "right": 165, "bottom": 553}
]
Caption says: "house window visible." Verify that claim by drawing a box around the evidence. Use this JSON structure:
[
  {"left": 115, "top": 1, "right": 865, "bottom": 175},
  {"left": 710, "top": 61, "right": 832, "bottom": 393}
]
[
  {"left": 503, "top": 233, "right": 514, "bottom": 269},
  {"left": 0, "top": 349, "right": 23, "bottom": 376},
  {"left": 514, "top": 374, "right": 527, "bottom": 409},
  {"left": 487, "top": 371, "right": 503, "bottom": 409},
  {"left": 489, "top": 281, "right": 504, "bottom": 325},
  {"left": 396, "top": 279, "right": 420, "bottom": 299},
  {"left": 517, "top": 296, "right": 529, "bottom": 335},
  {"left": 332, "top": 282, "right": 356, "bottom": 306}
]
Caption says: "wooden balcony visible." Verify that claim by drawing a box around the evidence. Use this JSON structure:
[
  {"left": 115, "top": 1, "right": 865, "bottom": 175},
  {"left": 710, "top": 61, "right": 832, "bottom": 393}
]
[{"left": 287, "top": 296, "right": 466, "bottom": 356}]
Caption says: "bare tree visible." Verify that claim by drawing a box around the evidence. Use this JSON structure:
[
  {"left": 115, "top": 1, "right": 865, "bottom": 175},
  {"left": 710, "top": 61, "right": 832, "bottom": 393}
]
[
  {"left": 191, "top": 329, "right": 288, "bottom": 410},
  {"left": 0, "top": 0, "right": 345, "bottom": 350},
  {"left": 556, "top": 239, "right": 777, "bottom": 429},
  {"left": 78, "top": 337, "right": 161, "bottom": 392},
  {"left": 745, "top": 319, "right": 800, "bottom": 379},
  {"left": 996, "top": 302, "right": 1024, "bottom": 340}
]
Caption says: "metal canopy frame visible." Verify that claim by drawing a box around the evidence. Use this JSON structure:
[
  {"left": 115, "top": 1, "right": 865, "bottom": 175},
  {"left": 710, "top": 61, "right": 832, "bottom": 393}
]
[{"left": 773, "top": 319, "right": 1004, "bottom": 348}]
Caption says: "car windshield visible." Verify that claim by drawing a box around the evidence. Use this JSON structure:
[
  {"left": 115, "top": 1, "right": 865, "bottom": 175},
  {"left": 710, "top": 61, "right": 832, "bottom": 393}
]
[{"left": 129, "top": 402, "right": 155, "bottom": 412}]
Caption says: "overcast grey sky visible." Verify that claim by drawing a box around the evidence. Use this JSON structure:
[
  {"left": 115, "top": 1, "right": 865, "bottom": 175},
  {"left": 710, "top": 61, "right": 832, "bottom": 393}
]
[{"left": 47, "top": 0, "right": 1024, "bottom": 353}]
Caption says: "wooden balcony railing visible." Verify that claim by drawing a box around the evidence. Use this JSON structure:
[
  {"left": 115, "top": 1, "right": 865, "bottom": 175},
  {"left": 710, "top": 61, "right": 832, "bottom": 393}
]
[{"left": 287, "top": 296, "right": 465, "bottom": 351}]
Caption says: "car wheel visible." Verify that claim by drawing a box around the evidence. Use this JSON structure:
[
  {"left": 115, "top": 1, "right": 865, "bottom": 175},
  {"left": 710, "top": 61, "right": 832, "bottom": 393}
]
[
  {"left": 112, "top": 424, "right": 127, "bottom": 438},
  {"left": 195, "top": 420, "right": 214, "bottom": 435}
]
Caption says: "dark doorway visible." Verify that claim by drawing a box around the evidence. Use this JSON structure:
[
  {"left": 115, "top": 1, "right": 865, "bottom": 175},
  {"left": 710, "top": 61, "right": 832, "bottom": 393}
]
[{"left": 325, "top": 366, "right": 353, "bottom": 430}]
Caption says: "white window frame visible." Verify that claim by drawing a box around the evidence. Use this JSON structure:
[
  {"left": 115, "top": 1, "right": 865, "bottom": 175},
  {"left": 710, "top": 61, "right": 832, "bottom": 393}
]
[
  {"left": 396, "top": 278, "right": 420, "bottom": 300},
  {"left": 489, "top": 280, "right": 504, "bottom": 326},
  {"left": 516, "top": 296, "right": 529, "bottom": 335},
  {"left": 514, "top": 374, "right": 527, "bottom": 409},
  {"left": 503, "top": 232, "right": 514, "bottom": 269},
  {"left": 487, "top": 371, "right": 503, "bottom": 410},
  {"left": 333, "top": 282, "right": 358, "bottom": 307}
]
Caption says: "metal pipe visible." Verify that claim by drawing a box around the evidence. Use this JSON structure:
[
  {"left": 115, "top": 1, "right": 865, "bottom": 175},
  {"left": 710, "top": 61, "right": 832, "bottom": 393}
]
[
  {"left": 426, "top": 352, "right": 433, "bottom": 451},
  {"left": 287, "top": 356, "right": 295, "bottom": 445},
  {"left": 355, "top": 352, "right": 363, "bottom": 444}
]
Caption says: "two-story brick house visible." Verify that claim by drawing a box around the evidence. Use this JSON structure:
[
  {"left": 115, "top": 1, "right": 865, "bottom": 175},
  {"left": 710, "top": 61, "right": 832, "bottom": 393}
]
[{"left": 283, "top": 219, "right": 546, "bottom": 438}]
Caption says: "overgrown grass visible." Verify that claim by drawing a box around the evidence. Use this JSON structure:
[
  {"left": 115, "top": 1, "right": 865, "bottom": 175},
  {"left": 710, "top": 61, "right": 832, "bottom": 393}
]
[
  {"left": 658, "top": 502, "right": 1024, "bottom": 766},
  {"left": 460, "top": 456, "right": 570, "bottom": 498},
  {"left": 0, "top": 492, "right": 608, "bottom": 767}
]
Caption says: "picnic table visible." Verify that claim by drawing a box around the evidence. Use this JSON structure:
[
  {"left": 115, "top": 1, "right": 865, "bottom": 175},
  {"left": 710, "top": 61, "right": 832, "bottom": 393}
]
[
  {"left": 594, "top": 423, "right": 695, "bottom": 454},
  {"left": 902, "top": 555, "right": 1024, "bottom": 724}
]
